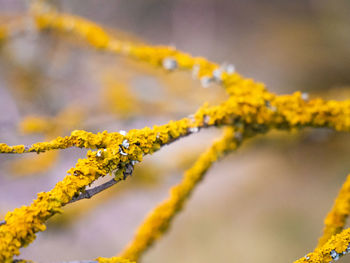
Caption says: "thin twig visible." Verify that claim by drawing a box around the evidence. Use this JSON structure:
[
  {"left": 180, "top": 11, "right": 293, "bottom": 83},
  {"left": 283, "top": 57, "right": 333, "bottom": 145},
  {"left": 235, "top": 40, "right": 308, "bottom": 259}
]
[
  {"left": 1, "top": 177, "right": 123, "bottom": 223},
  {"left": 4, "top": 145, "right": 72, "bottom": 154},
  {"left": 13, "top": 260, "right": 97, "bottom": 263},
  {"left": 1, "top": 175, "right": 123, "bottom": 226},
  {"left": 68, "top": 177, "right": 122, "bottom": 204},
  {"left": 59, "top": 261, "right": 97, "bottom": 263}
]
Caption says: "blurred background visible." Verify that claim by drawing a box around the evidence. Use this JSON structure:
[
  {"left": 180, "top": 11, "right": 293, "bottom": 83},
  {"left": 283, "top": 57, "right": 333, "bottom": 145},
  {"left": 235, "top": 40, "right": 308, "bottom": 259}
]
[{"left": 0, "top": 0, "right": 350, "bottom": 262}]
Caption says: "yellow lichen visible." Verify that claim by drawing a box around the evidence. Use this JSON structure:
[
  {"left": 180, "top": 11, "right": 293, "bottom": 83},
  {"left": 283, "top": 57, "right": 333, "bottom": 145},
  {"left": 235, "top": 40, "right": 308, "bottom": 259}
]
[
  {"left": 2, "top": 71, "right": 350, "bottom": 261},
  {"left": 97, "top": 256, "right": 135, "bottom": 263},
  {"left": 295, "top": 227, "right": 350, "bottom": 263},
  {"left": 0, "top": 118, "right": 193, "bottom": 262},
  {"left": 0, "top": 26, "right": 7, "bottom": 42},
  {"left": 1, "top": 3, "right": 350, "bottom": 263},
  {"left": 119, "top": 127, "right": 240, "bottom": 261},
  {"left": 317, "top": 175, "right": 350, "bottom": 248}
]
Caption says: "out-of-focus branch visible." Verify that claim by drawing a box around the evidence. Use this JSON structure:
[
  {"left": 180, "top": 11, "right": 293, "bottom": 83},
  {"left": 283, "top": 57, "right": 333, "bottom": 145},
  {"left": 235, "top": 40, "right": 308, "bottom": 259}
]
[{"left": 316, "top": 174, "right": 350, "bottom": 248}]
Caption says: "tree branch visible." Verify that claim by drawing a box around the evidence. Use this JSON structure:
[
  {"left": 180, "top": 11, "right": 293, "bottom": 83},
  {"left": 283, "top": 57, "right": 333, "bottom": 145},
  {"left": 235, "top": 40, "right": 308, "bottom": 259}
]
[
  {"left": 68, "top": 177, "right": 122, "bottom": 204},
  {"left": 0, "top": 175, "right": 130, "bottom": 227},
  {"left": 13, "top": 260, "right": 98, "bottom": 263},
  {"left": 59, "top": 261, "right": 97, "bottom": 263},
  {"left": 1, "top": 179, "right": 122, "bottom": 226}
]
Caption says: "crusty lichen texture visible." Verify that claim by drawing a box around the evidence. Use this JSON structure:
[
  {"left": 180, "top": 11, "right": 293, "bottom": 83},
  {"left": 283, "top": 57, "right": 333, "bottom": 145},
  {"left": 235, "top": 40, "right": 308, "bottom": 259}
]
[
  {"left": 119, "top": 127, "right": 240, "bottom": 261},
  {"left": 1, "top": 2, "right": 350, "bottom": 263},
  {"left": 317, "top": 175, "right": 350, "bottom": 249},
  {"left": 97, "top": 256, "right": 136, "bottom": 263}
]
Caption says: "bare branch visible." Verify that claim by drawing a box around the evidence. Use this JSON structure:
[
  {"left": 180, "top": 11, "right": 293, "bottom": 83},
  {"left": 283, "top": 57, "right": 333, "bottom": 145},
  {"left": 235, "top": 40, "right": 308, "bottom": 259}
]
[
  {"left": 3, "top": 145, "right": 73, "bottom": 154},
  {"left": 68, "top": 177, "right": 122, "bottom": 204},
  {"left": 13, "top": 260, "right": 97, "bottom": 263}
]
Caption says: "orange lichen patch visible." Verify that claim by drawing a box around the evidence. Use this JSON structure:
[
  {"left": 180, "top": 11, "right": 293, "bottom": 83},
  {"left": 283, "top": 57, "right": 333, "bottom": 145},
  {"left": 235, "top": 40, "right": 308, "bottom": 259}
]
[
  {"left": 0, "top": 144, "right": 25, "bottom": 153},
  {"left": 295, "top": 227, "right": 350, "bottom": 263},
  {"left": 317, "top": 175, "right": 350, "bottom": 248},
  {"left": 119, "top": 127, "right": 239, "bottom": 261},
  {"left": 0, "top": 25, "right": 6, "bottom": 42},
  {"left": 0, "top": 152, "right": 105, "bottom": 262}
]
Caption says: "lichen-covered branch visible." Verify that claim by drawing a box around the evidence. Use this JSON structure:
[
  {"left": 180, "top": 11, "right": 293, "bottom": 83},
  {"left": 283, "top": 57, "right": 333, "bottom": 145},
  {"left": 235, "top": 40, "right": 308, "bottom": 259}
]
[
  {"left": 96, "top": 257, "right": 135, "bottom": 263},
  {"left": 2, "top": 85, "right": 350, "bottom": 262},
  {"left": 0, "top": 118, "right": 195, "bottom": 262},
  {"left": 3, "top": 92, "right": 350, "bottom": 155},
  {"left": 0, "top": 130, "right": 124, "bottom": 154},
  {"left": 296, "top": 227, "right": 350, "bottom": 263},
  {"left": 295, "top": 174, "right": 350, "bottom": 263},
  {"left": 317, "top": 174, "right": 350, "bottom": 248},
  {"left": 118, "top": 127, "right": 241, "bottom": 261},
  {"left": 1, "top": 3, "right": 350, "bottom": 263},
  {"left": 58, "top": 257, "right": 135, "bottom": 263},
  {"left": 11, "top": 257, "right": 135, "bottom": 263}
]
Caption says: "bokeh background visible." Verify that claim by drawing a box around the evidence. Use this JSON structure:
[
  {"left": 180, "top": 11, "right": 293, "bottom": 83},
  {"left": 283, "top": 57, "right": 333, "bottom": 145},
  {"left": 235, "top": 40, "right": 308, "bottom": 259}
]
[{"left": 1, "top": 0, "right": 350, "bottom": 262}]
